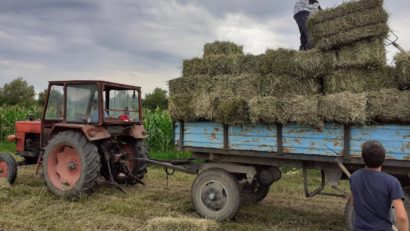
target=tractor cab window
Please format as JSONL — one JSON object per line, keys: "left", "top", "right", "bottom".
{"left": 45, "top": 85, "right": 64, "bottom": 120}
{"left": 66, "top": 84, "right": 99, "bottom": 123}
{"left": 106, "top": 89, "right": 139, "bottom": 122}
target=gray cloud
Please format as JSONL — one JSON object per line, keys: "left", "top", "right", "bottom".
{"left": 0, "top": 0, "right": 408, "bottom": 94}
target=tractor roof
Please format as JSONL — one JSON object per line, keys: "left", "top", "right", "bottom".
{"left": 48, "top": 80, "right": 141, "bottom": 90}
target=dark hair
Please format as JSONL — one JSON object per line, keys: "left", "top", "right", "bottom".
{"left": 361, "top": 140, "right": 386, "bottom": 168}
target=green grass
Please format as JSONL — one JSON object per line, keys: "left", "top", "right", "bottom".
{"left": 149, "top": 150, "right": 191, "bottom": 160}
{"left": 0, "top": 164, "right": 349, "bottom": 231}
{"left": 0, "top": 141, "right": 15, "bottom": 154}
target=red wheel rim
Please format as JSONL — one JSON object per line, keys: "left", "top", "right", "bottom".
{"left": 47, "top": 144, "right": 82, "bottom": 190}
{"left": 0, "top": 161, "right": 8, "bottom": 178}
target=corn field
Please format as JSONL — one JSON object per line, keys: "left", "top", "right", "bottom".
{"left": 143, "top": 108, "right": 173, "bottom": 152}
{"left": 0, "top": 105, "right": 42, "bottom": 141}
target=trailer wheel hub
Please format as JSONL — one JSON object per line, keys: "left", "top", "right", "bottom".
{"left": 200, "top": 181, "right": 228, "bottom": 211}
{"left": 0, "top": 161, "right": 8, "bottom": 178}
{"left": 47, "top": 144, "right": 82, "bottom": 190}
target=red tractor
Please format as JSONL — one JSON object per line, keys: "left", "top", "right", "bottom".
{"left": 0, "top": 80, "right": 149, "bottom": 198}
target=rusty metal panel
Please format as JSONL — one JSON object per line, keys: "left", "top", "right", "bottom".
{"left": 183, "top": 122, "right": 224, "bottom": 149}
{"left": 228, "top": 124, "right": 277, "bottom": 152}
{"left": 282, "top": 124, "right": 344, "bottom": 156}
{"left": 174, "top": 122, "right": 180, "bottom": 145}
{"left": 351, "top": 125, "right": 410, "bottom": 160}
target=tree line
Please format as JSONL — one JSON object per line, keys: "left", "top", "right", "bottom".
{"left": 0, "top": 78, "right": 168, "bottom": 110}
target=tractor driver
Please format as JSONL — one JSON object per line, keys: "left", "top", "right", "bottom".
{"left": 90, "top": 99, "right": 108, "bottom": 123}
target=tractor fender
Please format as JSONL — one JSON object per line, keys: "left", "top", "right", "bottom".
{"left": 129, "top": 124, "right": 148, "bottom": 139}
{"left": 49, "top": 124, "right": 111, "bottom": 141}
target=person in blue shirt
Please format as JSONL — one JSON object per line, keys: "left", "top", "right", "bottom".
{"left": 90, "top": 99, "right": 108, "bottom": 123}
{"left": 350, "top": 141, "right": 409, "bottom": 231}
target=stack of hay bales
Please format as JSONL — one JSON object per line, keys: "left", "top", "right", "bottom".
{"left": 169, "top": 0, "right": 410, "bottom": 128}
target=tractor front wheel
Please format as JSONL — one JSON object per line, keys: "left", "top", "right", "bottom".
{"left": 43, "top": 131, "right": 101, "bottom": 198}
{"left": 0, "top": 153, "right": 18, "bottom": 185}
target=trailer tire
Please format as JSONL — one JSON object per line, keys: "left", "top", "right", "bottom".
{"left": 240, "top": 183, "right": 270, "bottom": 205}
{"left": 43, "top": 131, "right": 101, "bottom": 198}
{"left": 191, "top": 168, "right": 240, "bottom": 221}
{"left": 0, "top": 153, "right": 18, "bottom": 185}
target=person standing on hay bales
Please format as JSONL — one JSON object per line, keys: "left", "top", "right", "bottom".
{"left": 294, "top": 0, "right": 322, "bottom": 51}
{"left": 350, "top": 141, "right": 409, "bottom": 231}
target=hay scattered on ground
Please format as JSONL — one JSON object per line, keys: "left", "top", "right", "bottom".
{"left": 319, "top": 92, "right": 368, "bottom": 124}
{"left": 214, "top": 97, "right": 249, "bottom": 125}
{"left": 146, "top": 217, "right": 219, "bottom": 231}
{"left": 309, "top": 7, "right": 388, "bottom": 41}
{"left": 203, "top": 41, "right": 243, "bottom": 58}
{"left": 367, "top": 89, "right": 410, "bottom": 123}
{"left": 308, "top": 0, "right": 383, "bottom": 24}
{"left": 249, "top": 96, "right": 278, "bottom": 124}
{"left": 323, "top": 68, "right": 396, "bottom": 94}
{"left": 264, "top": 49, "right": 335, "bottom": 78}
{"left": 336, "top": 38, "right": 386, "bottom": 68}
{"left": 311, "top": 23, "right": 389, "bottom": 51}
{"left": 394, "top": 52, "right": 410, "bottom": 90}
{"left": 259, "top": 74, "right": 321, "bottom": 97}
{"left": 276, "top": 95, "right": 323, "bottom": 129}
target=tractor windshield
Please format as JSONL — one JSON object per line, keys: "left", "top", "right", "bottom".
{"left": 105, "top": 89, "right": 140, "bottom": 122}
{"left": 66, "top": 84, "right": 99, "bottom": 123}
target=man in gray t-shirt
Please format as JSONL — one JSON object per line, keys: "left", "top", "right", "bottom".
{"left": 293, "top": 0, "right": 321, "bottom": 50}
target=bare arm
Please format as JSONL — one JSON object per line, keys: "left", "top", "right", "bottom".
{"left": 392, "top": 199, "right": 409, "bottom": 231}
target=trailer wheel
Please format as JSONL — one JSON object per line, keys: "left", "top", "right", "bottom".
{"left": 191, "top": 168, "right": 240, "bottom": 220}
{"left": 0, "top": 153, "right": 18, "bottom": 185}
{"left": 43, "top": 131, "right": 101, "bottom": 198}
{"left": 240, "top": 183, "right": 270, "bottom": 205}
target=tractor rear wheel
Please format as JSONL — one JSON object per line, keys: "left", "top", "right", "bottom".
{"left": 43, "top": 131, "right": 101, "bottom": 198}
{"left": 0, "top": 153, "right": 18, "bottom": 185}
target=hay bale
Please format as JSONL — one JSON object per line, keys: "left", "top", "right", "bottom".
{"left": 239, "top": 54, "right": 270, "bottom": 74}
{"left": 311, "top": 23, "right": 389, "bottom": 51}
{"left": 182, "top": 58, "right": 207, "bottom": 77}
{"left": 169, "top": 76, "right": 213, "bottom": 95}
{"left": 323, "top": 68, "right": 397, "bottom": 94}
{"left": 249, "top": 96, "right": 278, "bottom": 124}
{"left": 308, "top": 0, "right": 383, "bottom": 25}
{"left": 264, "top": 49, "right": 335, "bottom": 78}
{"left": 276, "top": 95, "right": 323, "bottom": 128}
{"left": 367, "top": 89, "right": 410, "bottom": 123}
{"left": 259, "top": 74, "right": 321, "bottom": 97}
{"left": 336, "top": 38, "right": 386, "bottom": 68}
{"left": 309, "top": 7, "right": 388, "bottom": 41}
{"left": 168, "top": 94, "right": 195, "bottom": 121}
{"left": 319, "top": 92, "right": 368, "bottom": 124}
{"left": 394, "top": 52, "right": 410, "bottom": 90}
{"left": 203, "top": 41, "right": 243, "bottom": 57}
{"left": 192, "top": 91, "right": 217, "bottom": 121}
{"left": 146, "top": 217, "right": 219, "bottom": 231}
{"left": 205, "top": 55, "right": 241, "bottom": 76}
{"left": 215, "top": 97, "right": 249, "bottom": 125}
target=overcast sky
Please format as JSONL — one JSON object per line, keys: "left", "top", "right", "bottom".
{"left": 0, "top": 0, "right": 409, "bottom": 96}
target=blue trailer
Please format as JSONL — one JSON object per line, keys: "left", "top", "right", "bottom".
{"left": 164, "top": 121, "right": 410, "bottom": 224}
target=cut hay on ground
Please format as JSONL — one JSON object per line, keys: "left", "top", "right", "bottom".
{"left": 309, "top": 7, "right": 388, "bottom": 41}
{"left": 264, "top": 49, "right": 335, "bottom": 78}
{"left": 259, "top": 74, "right": 321, "bottom": 97}
{"left": 276, "top": 95, "right": 323, "bottom": 129}
{"left": 323, "top": 68, "right": 396, "bottom": 94}
{"left": 394, "top": 52, "right": 410, "bottom": 90}
{"left": 146, "top": 217, "right": 219, "bottom": 231}
{"left": 311, "top": 23, "right": 389, "bottom": 51}
{"left": 308, "top": 0, "right": 383, "bottom": 25}
{"left": 367, "top": 89, "right": 410, "bottom": 123}
{"left": 182, "top": 58, "right": 207, "bottom": 77}
{"left": 319, "top": 92, "right": 367, "bottom": 124}
{"left": 215, "top": 97, "right": 249, "bottom": 125}
{"left": 203, "top": 41, "right": 243, "bottom": 58}
{"left": 249, "top": 96, "right": 278, "bottom": 124}
{"left": 336, "top": 38, "right": 386, "bottom": 68}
